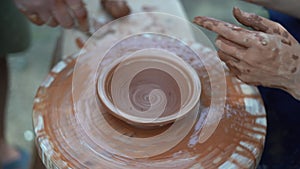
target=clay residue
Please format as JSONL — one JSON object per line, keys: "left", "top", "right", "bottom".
{"left": 291, "top": 67, "right": 297, "bottom": 73}
{"left": 292, "top": 54, "right": 299, "bottom": 60}
{"left": 273, "top": 28, "right": 281, "bottom": 34}
{"left": 281, "top": 39, "right": 292, "bottom": 46}
{"left": 282, "top": 31, "right": 289, "bottom": 39}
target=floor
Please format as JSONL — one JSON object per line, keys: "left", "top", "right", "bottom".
{"left": 5, "top": 0, "right": 266, "bottom": 165}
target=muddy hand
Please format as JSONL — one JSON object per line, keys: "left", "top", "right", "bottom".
{"left": 194, "top": 7, "right": 300, "bottom": 100}
{"left": 101, "top": 0, "right": 130, "bottom": 19}
{"left": 14, "top": 0, "right": 89, "bottom": 32}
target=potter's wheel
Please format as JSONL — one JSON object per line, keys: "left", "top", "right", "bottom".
{"left": 33, "top": 13, "right": 266, "bottom": 169}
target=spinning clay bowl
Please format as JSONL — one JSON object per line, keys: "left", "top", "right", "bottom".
{"left": 97, "top": 48, "right": 201, "bottom": 127}
{"left": 33, "top": 35, "right": 267, "bottom": 168}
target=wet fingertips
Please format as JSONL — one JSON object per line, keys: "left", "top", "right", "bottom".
{"left": 233, "top": 7, "right": 268, "bottom": 32}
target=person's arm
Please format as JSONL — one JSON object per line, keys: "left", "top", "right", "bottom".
{"left": 243, "top": 0, "right": 300, "bottom": 19}
{"left": 194, "top": 8, "right": 300, "bottom": 100}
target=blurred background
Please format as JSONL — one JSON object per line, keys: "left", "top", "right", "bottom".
{"left": 6, "top": 25, "right": 60, "bottom": 154}
{"left": 5, "top": 0, "right": 266, "bottom": 159}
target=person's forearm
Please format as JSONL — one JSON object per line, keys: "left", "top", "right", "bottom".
{"left": 244, "top": 0, "right": 300, "bottom": 19}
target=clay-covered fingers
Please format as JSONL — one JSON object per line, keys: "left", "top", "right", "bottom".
{"left": 30, "top": 10, "right": 59, "bottom": 27}
{"left": 233, "top": 7, "right": 276, "bottom": 33}
{"left": 65, "top": 0, "right": 89, "bottom": 32}
{"left": 222, "top": 58, "right": 255, "bottom": 83}
{"left": 216, "top": 36, "right": 247, "bottom": 61}
{"left": 101, "top": 0, "right": 131, "bottom": 19}
{"left": 14, "top": 0, "right": 45, "bottom": 25}
{"left": 194, "top": 16, "right": 257, "bottom": 47}
{"left": 26, "top": 14, "right": 44, "bottom": 25}
{"left": 217, "top": 50, "right": 239, "bottom": 63}
{"left": 14, "top": 0, "right": 90, "bottom": 30}
{"left": 46, "top": 16, "right": 59, "bottom": 27}
{"left": 233, "top": 7, "right": 298, "bottom": 44}
{"left": 35, "top": 10, "right": 59, "bottom": 27}
{"left": 227, "top": 61, "right": 243, "bottom": 76}
{"left": 217, "top": 47, "right": 258, "bottom": 84}
{"left": 51, "top": 0, "right": 74, "bottom": 28}
{"left": 217, "top": 50, "right": 246, "bottom": 76}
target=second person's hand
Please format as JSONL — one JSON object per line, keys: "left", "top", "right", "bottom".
{"left": 14, "top": 0, "right": 89, "bottom": 32}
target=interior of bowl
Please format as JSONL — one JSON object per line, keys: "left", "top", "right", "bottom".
{"left": 97, "top": 49, "right": 201, "bottom": 126}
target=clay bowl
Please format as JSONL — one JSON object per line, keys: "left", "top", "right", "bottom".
{"left": 97, "top": 49, "right": 201, "bottom": 127}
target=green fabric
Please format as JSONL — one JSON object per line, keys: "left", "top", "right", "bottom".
{"left": 0, "top": 0, "right": 30, "bottom": 56}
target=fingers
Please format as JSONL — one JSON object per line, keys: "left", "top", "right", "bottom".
{"left": 217, "top": 48, "right": 241, "bottom": 74}
{"left": 225, "top": 60, "right": 242, "bottom": 76}
{"left": 233, "top": 7, "right": 280, "bottom": 33}
{"left": 233, "top": 7, "right": 298, "bottom": 45}
{"left": 27, "top": 13, "right": 45, "bottom": 25}
{"left": 217, "top": 50, "right": 254, "bottom": 82}
{"left": 194, "top": 9, "right": 297, "bottom": 48}
{"left": 46, "top": 16, "right": 59, "bottom": 27}
{"left": 194, "top": 16, "right": 256, "bottom": 47}
{"left": 35, "top": 10, "right": 58, "bottom": 27}
{"left": 218, "top": 49, "right": 239, "bottom": 62}
{"left": 218, "top": 49, "right": 264, "bottom": 87}
{"left": 216, "top": 36, "right": 247, "bottom": 61}
{"left": 65, "top": 0, "right": 89, "bottom": 32}
{"left": 15, "top": 0, "right": 90, "bottom": 30}
{"left": 52, "top": 0, "right": 74, "bottom": 28}
{"left": 26, "top": 8, "right": 58, "bottom": 27}
{"left": 101, "top": 0, "right": 130, "bottom": 19}
{"left": 14, "top": 0, "right": 44, "bottom": 25}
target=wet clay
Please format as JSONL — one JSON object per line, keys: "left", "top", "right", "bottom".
{"left": 33, "top": 33, "right": 266, "bottom": 168}
{"left": 128, "top": 68, "right": 181, "bottom": 117}
{"left": 97, "top": 47, "right": 201, "bottom": 127}
{"left": 100, "top": 66, "right": 182, "bottom": 126}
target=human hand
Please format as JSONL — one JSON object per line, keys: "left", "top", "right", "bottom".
{"left": 14, "top": 0, "right": 89, "bottom": 32}
{"left": 101, "top": 0, "right": 130, "bottom": 19}
{"left": 194, "top": 8, "right": 300, "bottom": 99}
